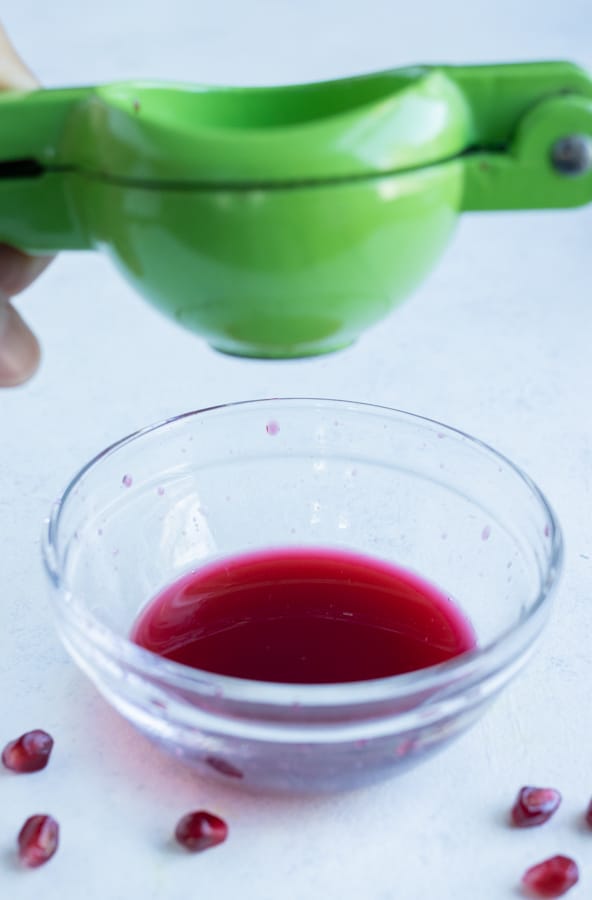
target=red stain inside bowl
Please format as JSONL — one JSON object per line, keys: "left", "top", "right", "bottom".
{"left": 131, "top": 548, "right": 475, "bottom": 683}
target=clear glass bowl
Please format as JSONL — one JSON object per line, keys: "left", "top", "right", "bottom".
{"left": 43, "top": 399, "right": 562, "bottom": 793}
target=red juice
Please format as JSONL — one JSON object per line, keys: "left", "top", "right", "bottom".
{"left": 131, "top": 548, "right": 475, "bottom": 684}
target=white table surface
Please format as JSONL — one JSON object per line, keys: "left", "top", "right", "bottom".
{"left": 1, "top": 2, "right": 592, "bottom": 897}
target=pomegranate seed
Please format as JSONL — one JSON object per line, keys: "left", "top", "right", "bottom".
{"left": 585, "top": 797, "right": 592, "bottom": 827}
{"left": 2, "top": 730, "right": 54, "bottom": 773}
{"left": 511, "top": 786, "right": 561, "bottom": 827}
{"left": 175, "top": 811, "right": 228, "bottom": 852}
{"left": 521, "top": 855, "right": 579, "bottom": 898}
{"left": 17, "top": 815, "right": 59, "bottom": 868}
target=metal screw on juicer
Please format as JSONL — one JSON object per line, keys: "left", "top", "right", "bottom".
{"left": 551, "top": 135, "right": 592, "bottom": 176}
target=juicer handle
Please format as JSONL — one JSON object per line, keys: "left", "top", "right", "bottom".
{"left": 444, "top": 62, "right": 592, "bottom": 210}
{"left": 0, "top": 87, "right": 92, "bottom": 251}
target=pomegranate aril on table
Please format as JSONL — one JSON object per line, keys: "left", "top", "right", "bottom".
{"left": 17, "top": 815, "right": 59, "bottom": 868}
{"left": 585, "top": 797, "right": 592, "bottom": 827}
{"left": 174, "top": 811, "right": 228, "bottom": 852}
{"left": 521, "top": 855, "right": 579, "bottom": 898}
{"left": 2, "top": 729, "right": 54, "bottom": 773}
{"left": 511, "top": 786, "right": 562, "bottom": 827}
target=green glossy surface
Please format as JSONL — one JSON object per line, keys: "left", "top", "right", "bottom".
{"left": 82, "top": 69, "right": 471, "bottom": 184}
{"left": 77, "top": 163, "right": 463, "bottom": 357}
{"left": 0, "top": 71, "right": 471, "bottom": 183}
{"left": 0, "top": 61, "right": 591, "bottom": 356}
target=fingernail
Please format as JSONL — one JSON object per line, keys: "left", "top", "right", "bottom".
{"left": 0, "top": 302, "right": 40, "bottom": 386}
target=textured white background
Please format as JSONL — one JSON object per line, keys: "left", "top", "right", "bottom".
{"left": 1, "top": 1, "right": 591, "bottom": 897}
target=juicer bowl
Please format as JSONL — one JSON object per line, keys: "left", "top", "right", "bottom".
{"left": 79, "top": 161, "right": 461, "bottom": 358}
{"left": 42, "top": 399, "right": 562, "bottom": 793}
{"left": 4, "top": 63, "right": 592, "bottom": 357}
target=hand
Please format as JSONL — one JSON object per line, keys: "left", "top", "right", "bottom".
{"left": 0, "top": 22, "right": 53, "bottom": 386}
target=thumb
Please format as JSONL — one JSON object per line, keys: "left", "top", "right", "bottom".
{"left": 0, "top": 300, "right": 41, "bottom": 386}
{"left": 0, "top": 21, "right": 38, "bottom": 89}
{"left": 0, "top": 23, "right": 48, "bottom": 387}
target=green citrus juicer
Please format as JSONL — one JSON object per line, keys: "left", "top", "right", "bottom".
{"left": 1, "top": 61, "right": 592, "bottom": 358}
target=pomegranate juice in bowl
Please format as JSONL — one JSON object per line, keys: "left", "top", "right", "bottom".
{"left": 131, "top": 548, "right": 476, "bottom": 682}
{"left": 43, "top": 399, "right": 562, "bottom": 792}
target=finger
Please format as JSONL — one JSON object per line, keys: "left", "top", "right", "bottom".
{"left": 0, "top": 22, "right": 46, "bottom": 387}
{"left": 0, "top": 21, "right": 38, "bottom": 89}
{"left": 0, "top": 244, "right": 53, "bottom": 296}
{"left": 0, "top": 300, "right": 41, "bottom": 386}
{"left": 0, "top": 30, "right": 55, "bottom": 300}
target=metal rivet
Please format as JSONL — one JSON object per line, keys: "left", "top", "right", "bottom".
{"left": 551, "top": 135, "right": 592, "bottom": 176}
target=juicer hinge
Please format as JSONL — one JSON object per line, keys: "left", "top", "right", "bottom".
{"left": 550, "top": 135, "right": 592, "bottom": 176}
